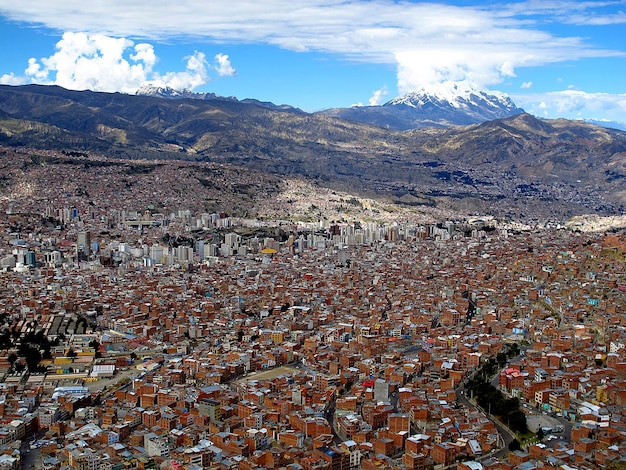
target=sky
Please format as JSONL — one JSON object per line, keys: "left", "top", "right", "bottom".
{"left": 0, "top": 1, "right": 625, "bottom": 122}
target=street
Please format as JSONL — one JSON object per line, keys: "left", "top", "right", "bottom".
{"left": 455, "top": 382, "right": 516, "bottom": 460}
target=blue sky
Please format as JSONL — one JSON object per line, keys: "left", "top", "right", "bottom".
{"left": 1, "top": 0, "right": 625, "bottom": 121}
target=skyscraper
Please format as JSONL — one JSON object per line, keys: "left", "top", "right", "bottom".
{"left": 77, "top": 231, "right": 91, "bottom": 262}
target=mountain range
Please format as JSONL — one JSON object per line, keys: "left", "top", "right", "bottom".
{"left": 1, "top": 83, "right": 626, "bottom": 222}
{"left": 137, "top": 82, "right": 524, "bottom": 130}
{"left": 138, "top": 83, "right": 626, "bottom": 133}
{"left": 136, "top": 84, "right": 303, "bottom": 113}
{"left": 319, "top": 83, "right": 525, "bottom": 130}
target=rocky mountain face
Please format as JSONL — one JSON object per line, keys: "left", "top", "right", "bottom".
{"left": 319, "top": 83, "right": 524, "bottom": 130}
{"left": 1, "top": 84, "right": 626, "bottom": 222}
{"left": 136, "top": 84, "right": 302, "bottom": 113}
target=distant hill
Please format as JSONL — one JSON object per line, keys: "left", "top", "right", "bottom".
{"left": 1, "top": 84, "right": 626, "bottom": 222}
{"left": 318, "top": 83, "right": 524, "bottom": 130}
{"left": 583, "top": 118, "right": 626, "bottom": 132}
{"left": 136, "top": 84, "right": 304, "bottom": 113}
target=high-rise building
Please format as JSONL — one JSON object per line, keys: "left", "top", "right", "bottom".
{"left": 25, "top": 251, "right": 36, "bottom": 267}
{"left": 77, "top": 232, "right": 91, "bottom": 262}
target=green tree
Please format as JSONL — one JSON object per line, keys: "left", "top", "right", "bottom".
{"left": 508, "top": 439, "right": 521, "bottom": 451}
{"left": 20, "top": 330, "right": 52, "bottom": 358}
{"left": 507, "top": 409, "right": 529, "bottom": 434}
{"left": 23, "top": 346, "right": 42, "bottom": 371}
{"left": 507, "top": 343, "right": 520, "bottom": 357}
{"left": 537, "top": 427, "right": 545, "bottom": 441}
{"left": 7, "top": 352, "right": 17, "bottom": 367}
{"left": 497, "top": 352, "right": 508, "bottom": 367}
{"left": 504, "top": 397, "right": 520, "bottom": 412}
{"left": 0, "top": 330, "right": 11, "bottom": 349}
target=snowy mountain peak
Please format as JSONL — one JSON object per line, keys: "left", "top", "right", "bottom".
{"left": 136, "top": 83, "right": 240, "bottom": 102}
{"left": 386, "top": 82, "right": 517, "bottom": 112}
{"left": 135, "top": 83, "right": 302, "bottom": 113}
{"left": 136, "top": 83, "right": 194, "bottom": 98}
{"left": 318, "top": 82, "right": 524, "bottom": 130}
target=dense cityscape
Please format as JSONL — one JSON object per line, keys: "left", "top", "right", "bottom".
{"left": 0, "top": 147, "right": 625, "bottom": 470}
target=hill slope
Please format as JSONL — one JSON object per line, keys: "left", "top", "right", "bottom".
{"left": 1, "top": 84, "right": 626, "bottom": 222}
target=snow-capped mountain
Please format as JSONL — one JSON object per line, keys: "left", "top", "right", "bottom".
{"left": 386, "top": 83, "right": 520, "bottom": 115}
{"left": 137, "top": 83, "right": 229, "bottom": 101}
{"left": 136, "top": 83, "right": 301, "bottom": 113}
{"left": 136, "top": 83, "right": 186, "bottom": 97}
{"left": 137, "top": 82, "right": 523, "bottom": 130}
{"left": 319, "top": 83, "right": 524, "bottom": 130}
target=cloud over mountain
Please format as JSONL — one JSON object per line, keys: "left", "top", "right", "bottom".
{"left": 513, "top": 89, "right": 626, "bottom": 122}
{"left": 0, "top": 32, "right": 233, "bottom": 93}
{"left": 0, "top": 1, "right": 622, "bottom": 93}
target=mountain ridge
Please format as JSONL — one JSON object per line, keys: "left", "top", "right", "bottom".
{"left": 318, "top": 83, "right": 525, "bottom": 130}
{"left": 137, "top": 82, "right": 524, "bottom": 130}
{"left": 135, "top": 83, "right": 626, "bottom": 133}
{"left": 136, "top": 83, "right": 304, "bottom": 113}
{"left": 1, "top": 84, "right": 626, "bottom": 222}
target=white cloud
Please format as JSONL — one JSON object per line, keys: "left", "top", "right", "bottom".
{"left": 0, "top": 1, "right": 623, "bottom": 94}
{"left": 513, "top": 89, "right": 626, "bottom": 122}
{"left": 0, "top": 32, "right": 234, "bottom": 92}
{"left": 565, "top": 12, "right": 626, "bottom": 25}
{"left": 368, "top": 87, "right": 388, "bottom": 106}
{"left": 14, "top": 32, "right": 156, "bottom": 93}
{"left": 0, "top": 72, "right": 25, "bottom": 85}
{"left": 214, "top": 53, "right": 236, "bottom": 76}
{"left": 25, "top": 58, "right": 48, "bottom": 81}
{"left": 154, "top": 51, "right": 211, "bottom": 91}
{"left": 394, "top": 49, "right": 518, "bottom": 94}
{"left": 130, "top": 43, "right": 157, "bottom": 67}
{"left": 521, "top": 81, "right": 532, "bottom": 89}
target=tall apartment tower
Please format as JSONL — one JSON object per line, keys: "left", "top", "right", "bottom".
{"left": 77, "top": 231, "right": 91, "bottom": 261}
